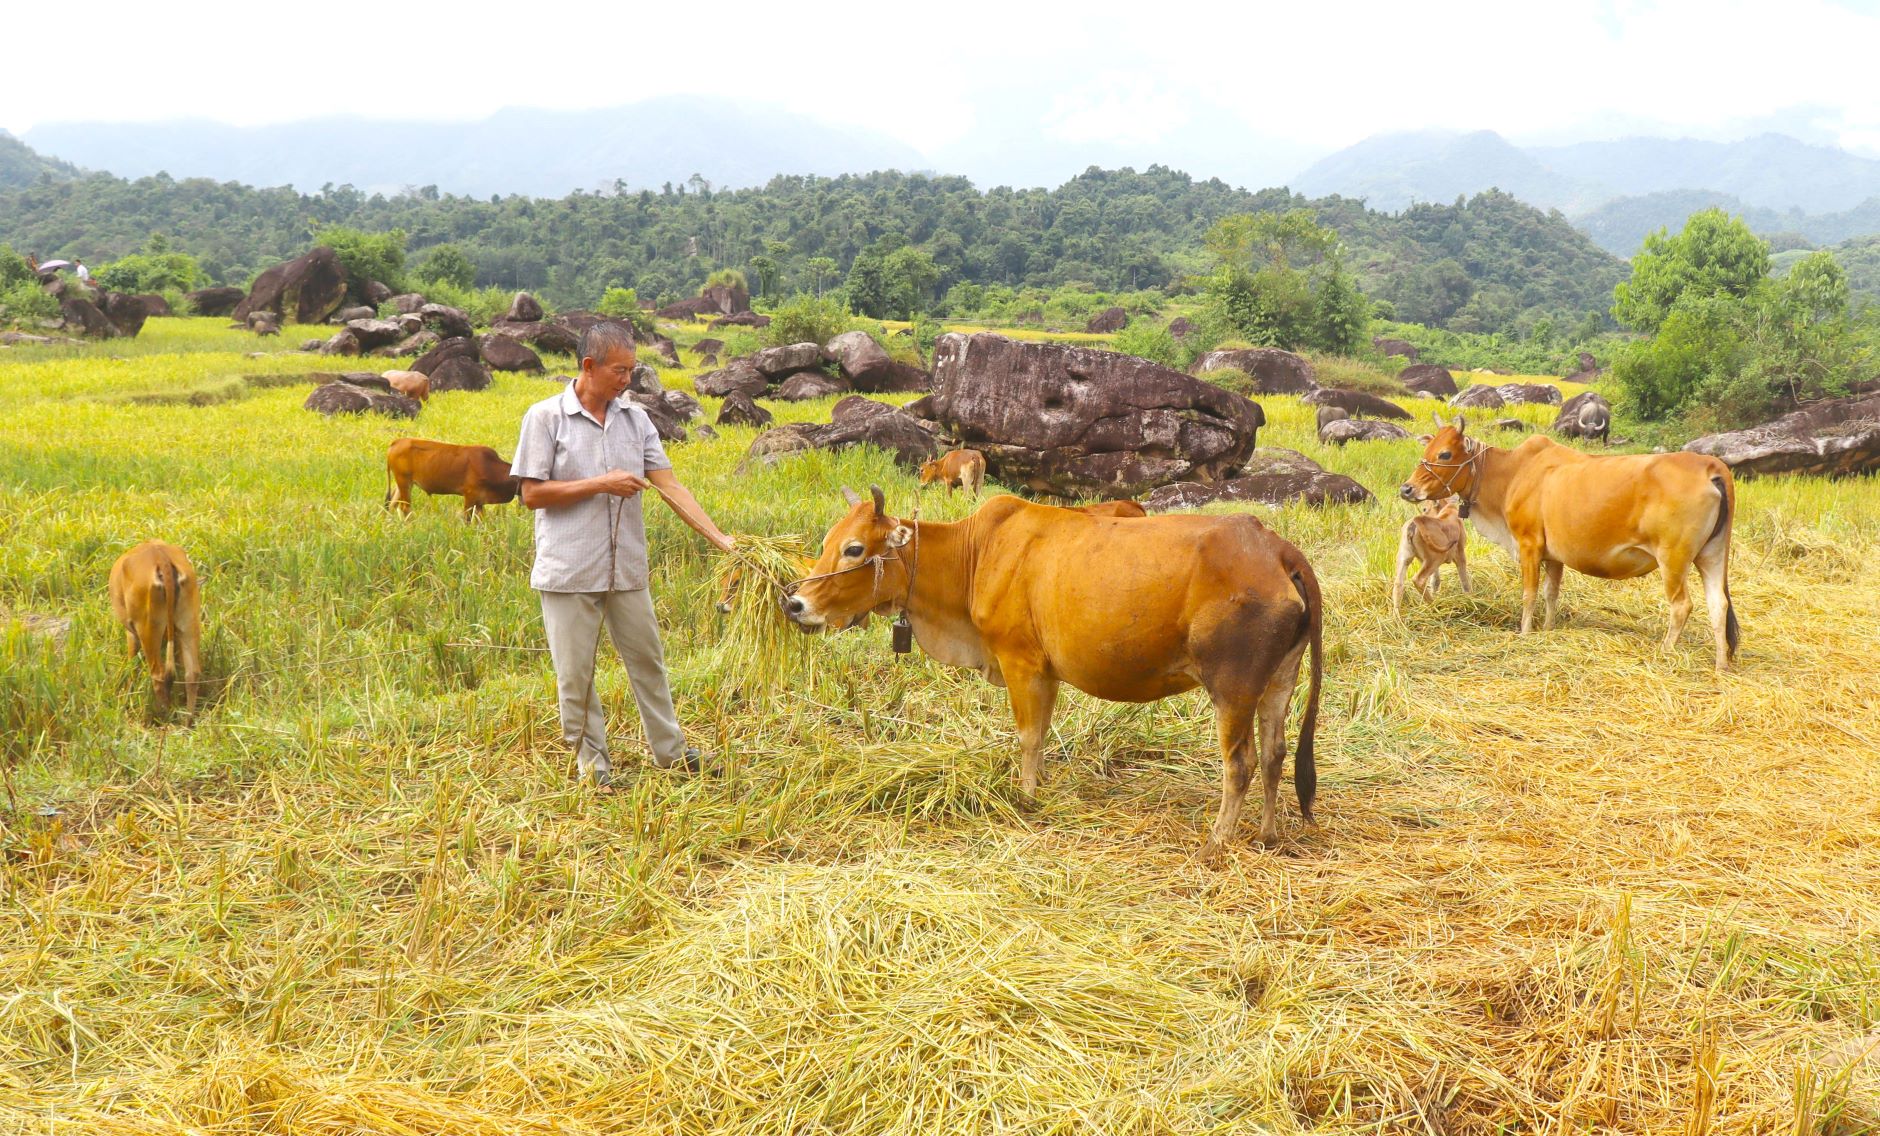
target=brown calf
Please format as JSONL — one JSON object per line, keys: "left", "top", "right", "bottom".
{"left": 918, "top": 449, "right": 986, "bottom": 497}
{"left": 108, "top": 540, "right": 203, "bottom": 717}
{"left": 385, "top": 438, "right": 521, "bottom": 520}
{"left": 1391, "top": 498, "right": 1470, "bottom": 615}
{"left": 384, "top": 370, "right": 430, "bottom": 402}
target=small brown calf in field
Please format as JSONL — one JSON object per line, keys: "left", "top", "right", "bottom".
{"left": 385, "top": 438, "right": 521, "bottom": 520}
{"left": 108, "top": 540, "right": 203, "bottom": 718}
{"left": 918, "top": 449, "right": 986, "bottom": 497}
{"left": 1391, "top": 498, "right": 1470, "bottom": 615}
{"left": 384, "top": 370, "right": 429, "bottom": 403}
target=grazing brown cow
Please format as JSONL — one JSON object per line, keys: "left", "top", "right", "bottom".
{"left": 786, "top": 488, "right": 1324, "bottom": 858}
{"left": 918, "top": 449, "right": 987, "bottom": 497}
{"left": 384, "top": 438, "right": 521, "bottom": 520}
{"left": 1401, "top": 413, "right": 1739, "bottom": 668}
{"left": 383, "top": 370, "right": 429, "bottom": 402}
{"left": 108, "top": 540, "right": 203, "bottom": 717}
{"left": 1391, "top": 498, "right": 1470, "bottom": 614}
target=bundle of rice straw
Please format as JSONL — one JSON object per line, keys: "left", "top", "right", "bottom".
{"left": 712, "top": 533, "right": 819, "bottom": 688}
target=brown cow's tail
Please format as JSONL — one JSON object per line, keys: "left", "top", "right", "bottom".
{"left": 1288, "top": 558, "right": 1323, "bottom": 825}
{"left": 1709, "top": 472, "right": 1740, "bottom": 659}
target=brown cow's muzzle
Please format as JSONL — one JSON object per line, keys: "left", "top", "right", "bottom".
{"left": 1399, "top": 482, "right": 1423, "bottom": 502}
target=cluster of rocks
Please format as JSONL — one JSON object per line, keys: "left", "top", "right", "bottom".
{"left": 740, "top": 395, "right": 938, "bottom": 471}
{"left": 23, "top": 274, "right": 158, "bottom": 340}
{"left": 910, "top": 333, "right": 1265, "bottom": 499}
{"left": 1397, "top": 363, "right": 1457, "bottom": 397}
{"left": 1315, "top": 406, "right": 1411, "bottom": 446}
{"left": 655, "top": 280, "right": 750, "bottom": 321}
{"left": 1451, "top": 382, "right": 1564, "bottom": 410}
{"left": 1144, "top": 449, "right": 1373, "bottom": 511}
{"left": 698, "top": 332, "right": 929, "bottom": 412}
{"left": 1192, "top": 348, "right": 1320, "bottom": 395}
{"left": 1684, "top": 392, "right": 1880, "bottom": 477}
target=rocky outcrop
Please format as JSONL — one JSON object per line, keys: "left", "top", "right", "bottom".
{"left": 1321, "top": 419, "right": 1411, "bottom": 445}
{"left": 304, "top": 378, "right": 420, "bottom": 418}
{"left": 412, "top": 337, "right": 480, "bottom": 376}
{"left": 234, "top": 246, "right": 349, "bottom": 325}
{"left": 99, "top": 292, "right": 150, "bottom": 337}
{"left": 693, "top": 337, "right": 725, "bottom": 358}
{"left": 657, "top": 281, "right": 750, "bottom": 320}
{"left": 750, "top": 342, "right": 829, "bottom": 381}
{"left": 386, "top": 329, "right": 439, "bottom": 357}
{"left": 716, "top": 391, "right": 773, "bottom": 427}
{"left": 919, "top": 332, "right": 1264, "bottom": 498}
{"left": 419, "top": 303, "right": 474, "bottom": 340}
{"left": 429, "top": 356, "right": 493, "bottom": 393}
{"left": 344, "top": 318, "right": 407, "bottom": 351}
{"left": 319, "top": 330, "right": 362, "bottom": 356}
{"left": 628, "top": 362, "right": 663, "bottom": 396}
{"left": 390, "top": 293, "right": 427, "bottom": 315}
{"left": 59, "top": 296, "right": 119, "bottom": 338}
{"left": 480, "top": 335, "right": 544, "bottom": 373}
{"left": 626, "top": 392, "right": 688, "bottom": 443}
{"left": 1683, "top": 393, "right": 1880, "bottom": 477}
{"left": 504, "top": 292, "right": 544, "bottom": 323}
{"left": 1303, "top": 388, "right": 1412, "bottom": 420}
{"left": 1553, "top": 390, "right": 1611, "bottom": 443}
{"left": 185, "top": 286, "right": 245, "bottom": 317}
{"left": 1373, "top": 336, "right": 1419, "bottom": 361}
{"left": 1451, "top": 385, "right": 1506, "bottom": 410}
{"left": 696, "top": 360, "right": 768, "bottom": 399}
{"left": 707, "top": 311, "right": 770, "bottom": 330}
{"left": 1193, "top": 348, "right": 1318, "bottom": 395}
{"left": 661, "top": 389, "right": 702, "bottom": 420}
{"left": 489, "top": 320, "right": 580, "bottom": 356}
{"left": 332, "top": 305, "right": 377, "bottom": 324}
{"left": 740, "top": 396, "right": 938, "bottom": 472}
{"left": 1398, "top": 363, "right": 1457, "bottom": 397}
{"left": 1143, "top": 449, "right": 1373, "bottom": 510}
{"left": 1085, "top": 306, "right": 1128, "bottom": 333}
{"left": 1168, "top": 317, "right": 1194, "bottom": 340}
{"left": 776, "top": 371, "right": 851, "bottom": 400}
{"left": 364, "top": 279, "right": 394, "bottom": 306}
{"left": 1495, "top": 383, "right": 1563, "bottom": 406}
{"left": 132, "top": 293, "right": 173, "bottom": 318}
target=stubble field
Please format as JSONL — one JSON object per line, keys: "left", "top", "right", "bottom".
{"left": 2, "top": 318, "right": 1878, "bottom": 1134}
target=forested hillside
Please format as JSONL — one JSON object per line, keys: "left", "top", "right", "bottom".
{"left": 0, "top": 165, "right": 1624, "bottom": 332}
{"left": 0, "top": 132, "right": 79, "bottom": 188}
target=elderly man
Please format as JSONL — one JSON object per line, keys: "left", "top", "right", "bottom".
{"left": 513, "top": 321, "right": 734, "bottom": 784}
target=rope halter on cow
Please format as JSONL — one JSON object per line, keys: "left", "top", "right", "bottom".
{"left": 1416, "top": 437, "right": 1487, "bottom": 518}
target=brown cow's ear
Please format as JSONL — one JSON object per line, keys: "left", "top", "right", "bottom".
{"left": 886, "top": 524, "right": 913, "bottom": 548}
{"left": 870, "top": 485, "right": 886, "bottom": 517}
{"left": 842, "top": 487, "right": 861, "bottom": 507}
{"left": 1417, "top": 433, "right": 1433, "bottom": 444}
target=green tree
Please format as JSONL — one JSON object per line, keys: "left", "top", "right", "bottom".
{"left": 1612, "top": 208, "right": 1770, "bottom": 334}
{"left": 749, "top": 254, "right": 780, "bottom": 299}
{"left": 844, "top": 245, "right": 890, "bottom": 318}
{"left": 805, "top": 256, "right": 837, "bottom": 298}
{"left": 415, "top": 243, "right": 476, "bottom": 290}
{"left": 883, "top": 246, "right": 940, "bottom": 318}
{"left": 1201, "top": 210, "right": 1368, "bottom": 352}
{"left": 313, "top": 225, "right": 408, "bottom": 301}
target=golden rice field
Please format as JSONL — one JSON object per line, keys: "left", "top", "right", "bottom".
{"left": 2, "top": 318, "right": 1878, "bottom": 1134}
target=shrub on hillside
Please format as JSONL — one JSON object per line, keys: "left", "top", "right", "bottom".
{"left": 1195, "top": 366, "right": 1256, "bottom": 397}
{"left": 313, "top": 225, "right": 407, "bottom": 300}
{"left": 1110, "top": 322, "right": 1181, "bottom": 368}
{"left": 414, "top": 244, "right": 476, "bottom": 290}
{"left": 0, "top": 281, "right": 60, "bottom": 326}
{"left": 1, "top": 244, "right": 38, "bottom": 290}
{"left": 763, "top": 292, "right": 861, "bottom": 348}
{"left": 96, "top": 248, "right": 204, "bottom": 294}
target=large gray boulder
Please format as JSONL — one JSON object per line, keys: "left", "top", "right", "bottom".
{"left": 1193, "top": 348, "right": 1319, "bottom": 395}
{"left": 917, "top": 333, "right": 1265, "bottom": 498}
{"left": 1321, "top": 419, "right": 1412, "bottom": 446}
{"left": 749, "top": 342, "right": 829, "bottom": 381}
{"left": 234, "top": 246, "right": 350, "bottom": 325}
{"left": 1683, "top": 393, "right": 1880, "bottom": 477}
{"left": 696, "top": 360, "right": 768, "bottom": 399}
{"left": 1495, "top": 383, "right": 1563, "bottom": 406}
{"left": 412, "top": 336, "right": 479, "bottom": 376}
{"left": 775, "top": 371, "right": 852, "bottom": 401}
{"left": 1144, "top": 449, "right": 1373, "bottom": 510}
{"left": 504, "top": 292, "right": 544, "bottom": 323}
{"left": 343, "top": 318, "right": 407, "bottom": 350}
{"left": 1303, "top": 388, "right": 1412, "bottom": 421}
{"left": 429, "top": 356, "right": 493, "bottom": 393}
{"left": 1398, "top": 363, "right": 1457, "bottom": 397}
{"left": 1085, "top": 306, "right": 1128, "bottom": 333}
{"left": 740, "top": 396, "right": 937, "bottom": 472}
{"left": 304, "top": 379, "right": 420, "bottom": 418}
{"left": 1451, "top": 385, "right": 1506, "bottom": 410}
{"left": 489, "top": 320, "right": 580, "bottom": 356}
{"left": 717, "top": 391, "right": 773, "bottom": 428}
{"left": 480, "top": 335, "right": 544, "bottom": 373}
{"left": 185, "top": 286, "right": 245, "bottom": 317}
{"left": 419, "top": 303, "right": 474, "bottom": 340}
{"left": 1373, "top": 336, "right": 1419, "bottom": 361}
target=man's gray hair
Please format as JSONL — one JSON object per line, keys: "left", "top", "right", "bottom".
{"left": 578, "top": 320, "right": 638, "bottom": 367}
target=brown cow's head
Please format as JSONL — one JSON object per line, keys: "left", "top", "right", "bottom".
{"left": 488, "top": 459, "right": 523, "bottom": 506}
{"left": 1401, "top": 413, "right": 1476, "bottom": 504}
{"left": 783, "top": 485, "right": 912, "bottom": 632}
{"left": 916, "top": 459, "right": 944, "bottom": 485}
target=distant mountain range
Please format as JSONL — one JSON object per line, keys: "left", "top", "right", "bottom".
{"left": 19, "top": 98, "right": 929, "bottom": 198}
{"left": 1294, "top": 129, "right": 1880, "bottom": 255}
{"left": 0, "top": 131, "right": 79, "bottom": 188}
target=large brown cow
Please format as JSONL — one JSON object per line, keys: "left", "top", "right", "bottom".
{"left": 384, "top": 438, "right": 521, "bottom": 520}
{"left": 785, "top": 488, "right": 1323, "bottom": 858}
{"left": 715, "top": 499, "right": 1146, "bottom": 613}
{"left": 1401, "top": 413, "right": 1739, "bottom": 668}
{"left": 108, "top": 540, "right": 203, "bottom": 718}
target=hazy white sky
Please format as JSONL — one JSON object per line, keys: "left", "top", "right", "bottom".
{"left": 8, "top": 0, "right": 1880, "bottom": 154}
